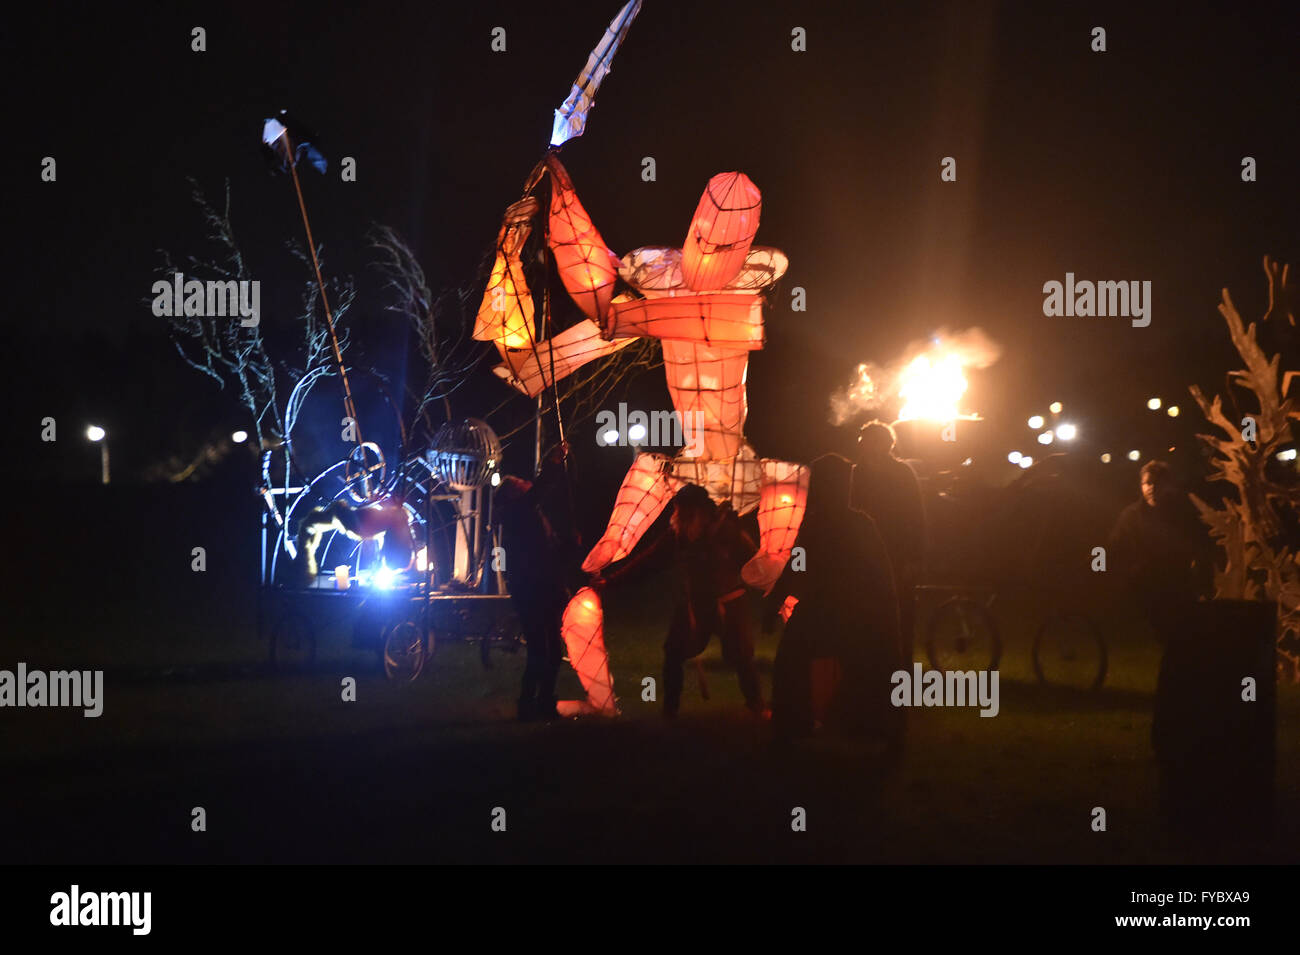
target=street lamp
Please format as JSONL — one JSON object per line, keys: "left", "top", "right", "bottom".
{"left": 86, "top": 425, "right": 109, "bottom": 484}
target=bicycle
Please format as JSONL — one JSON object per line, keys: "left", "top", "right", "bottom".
{"left": 918, "top": 584, "right": 1107, "bottom": 690}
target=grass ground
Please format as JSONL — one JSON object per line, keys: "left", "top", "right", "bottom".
{"left": 3, "top": 574, "right": 1297, "bottom": 864}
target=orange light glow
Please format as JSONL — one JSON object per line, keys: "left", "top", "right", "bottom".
{"left": 897, "top": 352, "right": 970, "bottom": 422}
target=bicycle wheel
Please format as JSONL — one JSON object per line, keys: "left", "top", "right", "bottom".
{"left": 382, "top": 620, "right": 429, "bottom": 682}
{"left": 1032, "top": 612, "right": 1107, "bottom": 690}
{"left": 925, "top": 597, "right": 1002, "bottom": 671}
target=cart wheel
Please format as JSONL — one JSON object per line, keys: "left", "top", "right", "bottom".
{"left": 271, "top": 611, "right": 317, "bottom": 670}
{"left": 383, "top": 620, "right": 429, "bottom": 682}
{"left": 1033, "top": 612, "right": 1107, "bottom": 690}
{"left": 925, "top": 596, "right": 1002, "bottom": 671}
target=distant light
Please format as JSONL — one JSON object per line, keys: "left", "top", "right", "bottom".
{"left": 601, "top": 429, "right": 620, "bottom": 445}
{"left": 1038, "top": 431, "right": 1054, "bottom": 445}
{"left": 1277, "top": 449, "right": 1298, "bottom": 462}
{"left": 1100, "top": 453, "right": 1112, "bottom": 463}
{"left": 1049, "top": 402, "right": 1063, "bottom": 415}
{"left": 1056, "top": 423, "right": 1078, "bottom": 441}
{"left": 1127, "top": 450, "right": 1140, "bottom": 461}
{"left": 490, "top": 471, "right": 502, "bottom": 487}
{"left": 1166, "top": 405, "right": 1180, "bottom": 418}
{"left": 1028, "top": 415, "right": 1045, "bottom": 429}
{"left": 1147, "top": 397, "right": 1162, "bottom": 410}
{"left": 374, "top": 566, "right": 397, "bottom": 590}
{"left": 961, "top": 457, "right": 972, "bottom": 466}
{"left": 86, "top": 425, "right": 106, "bottom": 442}
{"left": 1008, "top": 451, "right": 1023, "bottom": 464}
{"left": 627, "top": 423, "right": 647, "bottom": 443}
{"left": 1018, "top": 456, "right": 1033, "bottom": 469}
{"left": 231, "top": 430, "right": 248, "bottom": 444}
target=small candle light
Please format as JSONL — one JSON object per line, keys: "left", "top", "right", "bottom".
{"left": 334, "top": 565, "right": 351, "bottom": 591}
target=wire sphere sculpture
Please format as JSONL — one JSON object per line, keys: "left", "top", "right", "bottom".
{"left": 430, "top": 418, "right": 501, "bottom": 491}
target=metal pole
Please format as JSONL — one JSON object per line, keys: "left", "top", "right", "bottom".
{"left": 101, "top": 443, "right": 110, "bottom": 485}
{"left": 280, "top": 128, "right": 368, "bottom": 492}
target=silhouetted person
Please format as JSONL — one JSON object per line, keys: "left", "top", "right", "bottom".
{"left": 767, "top": 454, "right": 903, "bottom": 754}
{"left": 496, "top": 444, "right": 571, "bottom": 721}
{"left": 598, "top": 484, "right": 765, "bottom": 718}
{"left": 853, "top": 420, "right": 926, "bottom": 663}
{"left": 1109, "top": 459, "right": 1222, "bottom": 835}
{"left": 1107, "top": 459, "right": 1212, "bottom": 627}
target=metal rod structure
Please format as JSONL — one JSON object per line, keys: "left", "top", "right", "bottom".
{"left": 280, "top": 128, "right": 369, "bottom": 495}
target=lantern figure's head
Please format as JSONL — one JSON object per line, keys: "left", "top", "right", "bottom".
{"left": 682, "top": 172, "right": 762, "bottom": 291}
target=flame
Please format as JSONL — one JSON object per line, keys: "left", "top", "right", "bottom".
{"left": 897, "top": 353, "right": 969, "bottom": 422}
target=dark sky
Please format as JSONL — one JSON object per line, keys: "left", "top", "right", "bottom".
{"left": 17, "top": 0, "right": 1300, "bottom": 483}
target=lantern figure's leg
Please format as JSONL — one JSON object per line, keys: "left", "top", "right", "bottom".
{"left": 582, "top": 453, "right": 678, "bottom": 573}
{"left": 560, "top": 586, "right": 619, "bottom": 716}
{"left": 741, "top": 461, "right": 810, "bottom": 594}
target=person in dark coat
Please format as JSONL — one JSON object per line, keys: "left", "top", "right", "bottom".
{"left": 853, "top": 420, "right": 926, "bottom": 664}
{"left": 495, "top": 444, "right": 572, "bottom": 721}
{"left": 1108, "top": 459, "right": 1221, "bottom": 833}
{"left": 767, "top": 454, "right": 903, "bottom": 752}
{"left": 597, "top": 483, "right": 765, "bottom": 718}
{"left": 1107, "top": 459, "right": 1212, "bottom": 625}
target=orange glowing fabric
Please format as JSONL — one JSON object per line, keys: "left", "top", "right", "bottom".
{"left": 494, "top": 318, "right": 637, "bottom": 398}
{"left": 661, "top": 340, "right": 749, "bottom": 460}
{"left": 741, "top": 460, "right": 810, "bottom": 593}
{"left": 582, "top": 453, "right": 679, "bottom": 572}
{"left": 681, "top": 172, "right": 762, "bottom": 292}
{"left": 547, "top": 155, "right": 622, "bottom": 323}
{"left": 473, "top": 198, "right": 538, "bottom": 348}
{"left": 605, "top": 293, "right": 765, "bottom": 348}
{"left": 561, "top": 587, "right": 618, "bottom": 715}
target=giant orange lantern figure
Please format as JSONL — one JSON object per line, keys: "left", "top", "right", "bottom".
{"left": 478, "top": 157, "right": 808, "bottom": 714}
{"left": 559, "top": 586, "right": 619, "bottom": 715}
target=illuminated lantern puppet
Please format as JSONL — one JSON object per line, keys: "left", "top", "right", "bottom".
{"left": 478, "top": 156, "right": 809, "bottom": 711}
{"left": 681, "top": 171, "right": 762, "bottom": 292}
{"left": 473, "top": 197, "right": 539, "bottom": 348}
{"left": 547, "top": 155, "right": 622, "bottom": 323}
{"left": 740, "top": 461, "right": 810, "bottom": 593}
{"left": 559, "top": 586, "right": 619, "bottom": 715}
{"left": 582, "top": 453, "right": 679, "bottom": 573}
